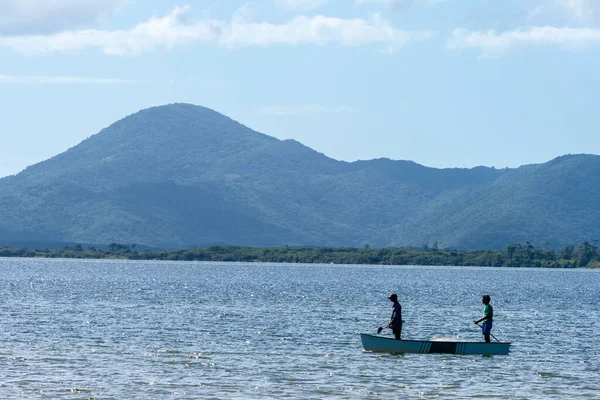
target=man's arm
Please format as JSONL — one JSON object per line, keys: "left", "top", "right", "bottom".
{"left": 474, "top": 308, "right": 490, "bottom": 324}
{"left": 387, "top": 308, "right": 398, "bottom": 327}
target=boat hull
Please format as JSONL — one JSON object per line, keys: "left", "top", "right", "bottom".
{"left": 360, "top": 334, "right": 510, "bottom": 355}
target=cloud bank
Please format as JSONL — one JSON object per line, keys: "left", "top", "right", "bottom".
{"left": 0, "top": 0, "right": 128, "bottom": 35}
{"left": 556, "top": 0, "right": 600, "bottom": 21}
{"left": 354, "top": 0, "right": 445, "bottom": 10}
{"left": 448, "top": 26, "right": 600, "bottom": 56}
{"left": 277, "top": 0, "right": 329, "bottom": 11}
{"left": 0, "top": 6, "right": 433, "bottom": 55}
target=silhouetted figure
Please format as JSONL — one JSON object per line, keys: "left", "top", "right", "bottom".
{"left": 386, "top": 293, "right": 402, "bottom": 340}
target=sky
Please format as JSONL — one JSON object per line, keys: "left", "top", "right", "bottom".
{"left": 1, "top": 0, "right": 599, "bottom": 178}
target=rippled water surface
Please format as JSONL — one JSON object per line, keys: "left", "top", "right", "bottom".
{"left": 0, "top": 258, "right": 599, "bottom": 399}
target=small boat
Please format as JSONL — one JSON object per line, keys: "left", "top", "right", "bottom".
{"left": 360, "top": 334, "right": 510, "bottom": 355}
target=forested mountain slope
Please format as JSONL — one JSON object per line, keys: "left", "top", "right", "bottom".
{"left": 0, "top": 103, "right": 597, "bottom": 249}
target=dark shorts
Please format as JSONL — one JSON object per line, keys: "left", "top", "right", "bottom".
{"left": 482, "top": 322, "right": 493, "bottom": 335}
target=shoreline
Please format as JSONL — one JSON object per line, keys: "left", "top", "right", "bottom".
{"left": 1, "top": 243, "right": 598, "bottom": 269}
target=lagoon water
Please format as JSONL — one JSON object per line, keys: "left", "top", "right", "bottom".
{"left": 0, "top": 258, "right": 599, "bottom": 399}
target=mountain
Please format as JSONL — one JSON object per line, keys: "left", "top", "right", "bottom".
{"left": 0, "top": 103, "right": 598, "bottom": 250}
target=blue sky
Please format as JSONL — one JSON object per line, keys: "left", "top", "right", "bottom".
{"left": 1, "top": 0, "right": 599, "bottom": 177}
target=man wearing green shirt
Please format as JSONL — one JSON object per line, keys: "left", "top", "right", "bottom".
{"left": 474, "top": 294, "right": 493, "bottom": 343}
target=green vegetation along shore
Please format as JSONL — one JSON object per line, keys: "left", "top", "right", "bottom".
{"left": 1, "top": 242, "right": 599, "bottom": 268}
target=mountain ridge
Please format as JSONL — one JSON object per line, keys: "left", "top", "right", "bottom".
{"left": 0, "top": 103, "right": 598, "bottom": 249}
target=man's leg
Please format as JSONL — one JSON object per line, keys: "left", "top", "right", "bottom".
{"left": 483, "top": 323, "right": 491, "bottom": 343}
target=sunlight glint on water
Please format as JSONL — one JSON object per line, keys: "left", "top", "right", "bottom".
{"left": 0, "top": 258, "right": 598, "bottom": 399}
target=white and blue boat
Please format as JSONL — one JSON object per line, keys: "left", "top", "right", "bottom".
{"left": 360, "top": 334, "right": 511, "bottom": 355}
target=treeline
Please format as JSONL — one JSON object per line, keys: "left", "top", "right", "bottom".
{"left": 0, "top": 242, "right": 599, "bottom": 268}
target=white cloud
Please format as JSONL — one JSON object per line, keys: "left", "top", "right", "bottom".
{"left": 277, "top": 0, "right": 328, "bottom": 11}
{"left": 0, "top": 6, "right": 433, "bottom": 55}
{"left": 354, "top": 0, "right": 445, "bottom": 9}
{"left": 557, "top": 0, "right": 599, "bottom": 21}
{"left": 260, "top": 104, "right": 355, "bottom": 116}
{"left": 0, "top": 74, "right": 134, "bottom": 84}
{"left": 0, "top": 0, "right": 128, "bottom": 35}
{"left": 529, "top": 0, "right": 600, "bottom": 23}
{"left": 447, "top": 26, "right": 600, "bottom": 56}
{"left": 218, "top": 13, "right": 432, "bottom": 49}
{"left": 0, "top": 6, "right": 219, "bottom": 55}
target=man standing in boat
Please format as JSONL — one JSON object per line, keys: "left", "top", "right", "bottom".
{"left": 386, "top": 293, "right": 402, "bottom": 340}
{"left": 474, "top": 294, "right": 493, "bottom": 343}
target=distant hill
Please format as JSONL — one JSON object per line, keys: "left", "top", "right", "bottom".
{"left": 0, "top": 103, "right": 598, "bottom": 249}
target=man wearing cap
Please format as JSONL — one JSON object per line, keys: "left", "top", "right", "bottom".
{"left": 386, "top": 293, "right": 402, "bottom": 340}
